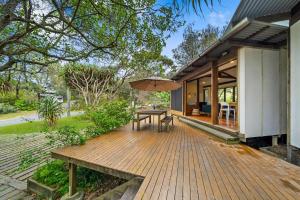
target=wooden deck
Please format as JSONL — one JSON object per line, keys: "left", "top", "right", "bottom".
{"left": 52, "top": 119, "right": 300, "bottom": 200}
{"left": 0, "top": 133, "right": 55, "bottom": 200}
{"left": 189, "top": 115, "right": 239, "bottom": 131}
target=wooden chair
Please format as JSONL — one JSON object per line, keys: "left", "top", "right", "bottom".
{"left": 132, "top": 115, "right": 151, "bottom": 130}
{"left": 160, "top": 116, "right": 174, "bottom": 132}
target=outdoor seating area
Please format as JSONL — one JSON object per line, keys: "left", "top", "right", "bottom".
{"left": 130, "top": 77, "right": 179, "bottom": 133}
{"left": 133, "top": 110, "right": 174, "bottom": 132}
{"left": 132, "top": 115, "right": 151, "bottom": 130}
{"left": 52, "top": 119, "right": 300, "bottom": 200}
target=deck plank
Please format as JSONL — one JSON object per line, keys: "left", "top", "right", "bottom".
{"left": 157, "top": 126, "right": 181, "bottom": 199}
{"left": 52, "top": 119, "right": 300, "bottom": 200}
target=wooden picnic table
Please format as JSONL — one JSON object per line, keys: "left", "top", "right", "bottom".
{"left": 136, "top": 110, "right": 167, "bottom": 132}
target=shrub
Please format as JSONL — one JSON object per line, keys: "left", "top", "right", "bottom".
{"left": 87, "top": 100, "right": 131, "bottom": 136}
{"left": 15, "top": 99, "right": 37, "bottom": 111}
{"left": 32, "top": 160, "right": 69, "bottom": 195}
{"left": 0, "top": 91, "right": 37, "bottom": 106}
{"left": 18, "top": 147, "right": 43, "bottom": 171}
{"left": 70, "top": 100, "right": 86, "bottom": 111}
{"left": 149, "top": 92, "right": 170, "bottom": 109}
{"left": 45, "top": 126, "right": 86, "bottom": 147}
{"left": 0, "top": 92, "right": 18, "bottom": 105}
{"left": 0, "top": 103, "right": 17, "bottom": 114}
{"left": 32, "top": 160, "right": 126, "bottom": 196}
{"left": 85, "top": 126, "right": 103, "bottom": 138}
{"left": 38, "top": 97, "right": 63, "bottom": 126}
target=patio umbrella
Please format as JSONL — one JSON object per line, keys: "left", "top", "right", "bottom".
{"left": 129, "top": 77, "right": 181, "bottom": 92}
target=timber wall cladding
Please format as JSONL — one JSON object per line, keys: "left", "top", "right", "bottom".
{"left": 171, "top": 87, "right": 183, "bottom": 112}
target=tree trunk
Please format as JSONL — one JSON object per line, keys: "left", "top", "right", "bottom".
{"left": 67, "top": 87, "right": 71, "bottom": 117}
{"left": 16, "top": 84, "right": 20, "bottom": 99}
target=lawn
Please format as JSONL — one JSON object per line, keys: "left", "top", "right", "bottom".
{"left": 0, "top": 110, "right": 37, "bottom": 120}
{"left": 0, "top": 116, "right": 93, "bottom": 135}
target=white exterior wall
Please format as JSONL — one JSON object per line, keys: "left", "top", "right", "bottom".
{"left": 279, "top": 49, "right": 287, "bottom": 136}
{"left": 238, "top": 47, "right": 286, "bottom": 138}
{"left": 291, "top": 20, "right": 300, "bottom": 148}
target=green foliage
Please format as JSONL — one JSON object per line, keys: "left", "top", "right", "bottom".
{"left": 32, "top": 160, "right": 69, "bottom": 195}
{"left": 1, "top": 0, "right": 182, "bottom": 73}
{"left": 18, "top": 147, "right": 49, "bottom": 171}
{"left": 70, "top": 100, "right": 86, "bottom": 111}
{"left": 64, "top": 64, "right": 115, "bottom": 106}
{"left": 0, "top": 77, "right": 12, "bottom": 92}
{"left": 0, "top": 116, "right": 92, "bottom": 135}
{"left": 32, "top": 160, "right": 126, "bottom": 196}
{"left": 84, "top": 126, "right": 103, "bottom": 138}
{"left": 0, "top": 92, "right": 18, "bottom": 105}
{"left": 41, "top": 100, "right": 131, "bottom": 147}
{"left": 86, "top": 100, "right": 131, "bottom": 136}
{"left": 173, "top": 0, "right": 220, "bottom": 15}
{"left": 37, "top": 97, "right": 64, "bottom": 126}
{"left": 0, "top": 103, "right": 17, "bottom": 114}
{"left": 151, "top": 92, "right": 170, "bottom": 109}
{"left": 19, "top": 151, "right": 38, "bottom": 170}
{"left": 45, "top": 126, "right": 86, "bottom": 147}
{"left": 0, "top": 91, "right": 37, "bottom": 112}
{"left": 172, "top": 24, "right": 225, "bottom": 67}
{"left": 15, "top": 99, "right": 37, "bottom": 111}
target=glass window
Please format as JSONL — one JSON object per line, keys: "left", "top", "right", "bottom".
{"left": 226, "top": 88, "right": 233, "bottom": 103}
{"left": 218, "top": 89, "right": 225, "bottom": 102}
{"left": 203, "top": 89, "right": 209, "bottom": 102}
{"left": 186, "top": 80, "right": 197, "bottom": 105}
{"left": 234, "top": 86, "right": 238, "bottom": 102}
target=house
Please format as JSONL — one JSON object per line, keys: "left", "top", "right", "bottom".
{"left": 170, "top": 0, "right": 300, "bottom": 149}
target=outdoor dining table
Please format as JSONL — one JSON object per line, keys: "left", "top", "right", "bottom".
{"left": 136, "top": 110, "right": 167, "bottom": 132}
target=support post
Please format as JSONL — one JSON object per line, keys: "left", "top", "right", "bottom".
{"left": 183, "top": 81, "right": 187, "bottom": 116}
{"left": 211, "top": 62, "right": 219, "bottom": 125}
{"left": 272, "top": 136, "right": 279, "bottom": 146}
{"left": 196, "top": 79, "right": 199, "bottom": 108}
{"left": 67, "top": 87, "right": 71, "bottom": 117}
{"left": 137, "top": 113, "right": 140, "bottom": 131}
{"left": 69, "top": 163, "right": 77, "bottom": 196}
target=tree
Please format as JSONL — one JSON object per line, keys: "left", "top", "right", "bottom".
{"left": 118, "top": 50, "right": 175, "bottom": 79}
{"left": 172, "top": 24, "right": 224, "bottom": 67}
{"left": 0, "top": 0, "right": 182, "bottom": 72}
{"left": 63, "top": 49, "right": 175, "bottom": 106}
{"left": 64, "top": 64, "right": 115, "bottom": 106}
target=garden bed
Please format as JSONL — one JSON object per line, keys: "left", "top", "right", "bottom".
{"left": 27, "top": 178, "right": 59, "bottom": 199}
{"left": 260, "top": 145, "right": 300, "bottom": 166}
{"left": 29, "top": 160, "right": 127, "bottom": 199}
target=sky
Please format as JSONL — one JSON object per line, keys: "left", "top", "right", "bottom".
{"left": 162, "top": 0, "right": 240, "bottom": 59}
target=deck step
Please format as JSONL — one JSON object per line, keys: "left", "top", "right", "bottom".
{"left": 95, "top": 177, "right": 143, "bottom": 200}
{"left": 178, "top": 117, "right": 240, "bottom": 144}
{"left": 119, "top": 184, "right": 140, "bottom": 200}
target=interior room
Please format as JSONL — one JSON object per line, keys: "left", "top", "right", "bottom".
{"left": 185, "top": 60, "right": 238, "bottom": 130}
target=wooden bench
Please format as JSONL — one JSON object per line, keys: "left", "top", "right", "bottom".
{"left": 160, "top": 116, "right": 174, "bottom": 132}
{"left": 132, "top": 115, "right": 151, "bottom": 130}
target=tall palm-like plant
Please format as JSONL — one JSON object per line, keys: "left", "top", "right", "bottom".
{"left": 173, "top": 0, "right": 221, "bottom": 14}
{"left": 38, "top": 97, "right": 64, "bottom": 126}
